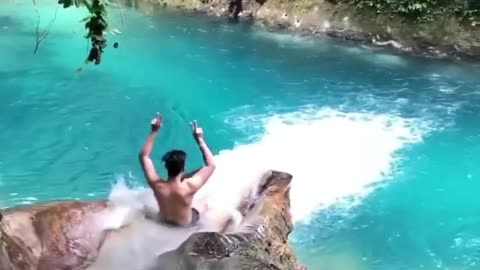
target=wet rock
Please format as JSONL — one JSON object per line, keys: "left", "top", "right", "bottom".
{"left": 227, "top": 0, "right": 243, "bottom": 21}
{"left": 0, "top": 170, "right": 303, "bottom": 270}
{"left": 148, "top": 171, "right": 300, "bottom": 270}
{"left": 0, "top": 201, "right": 109, "bottom": 270}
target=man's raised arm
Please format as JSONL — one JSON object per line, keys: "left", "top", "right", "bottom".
{"left": 186, "top": 120, "right": 216, "bottom": 193}
{"left": 139, "top": 113, "right": 162, "bottom": 184}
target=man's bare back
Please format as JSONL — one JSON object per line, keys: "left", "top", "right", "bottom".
{"left": 150, "top": 175, "right": 203, "bottom": 226}
{"left": 139, "top": 114, "right": 216, "bottom": 227}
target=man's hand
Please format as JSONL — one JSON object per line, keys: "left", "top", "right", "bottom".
{"left": 151, "top": 112, "right": 162, "bottom": 133}
{"left": 190, "top": 120, "right": 203, "bottom": 142}
{"left": 186, "top": 119, "right": 216, "bottom": 195}
{"left": 140, "top": 112, "right": 162, "bottom": 185}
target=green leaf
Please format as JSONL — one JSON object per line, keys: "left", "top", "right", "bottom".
{"left": 80, "top": 15, "right": 92, "bottom": 22}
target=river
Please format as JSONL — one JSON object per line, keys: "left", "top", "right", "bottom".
{"left": 1, "top": 2, "right": 480, "bottom": 269}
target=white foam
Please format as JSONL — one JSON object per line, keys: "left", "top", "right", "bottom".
{"left": 258, "top": 27, "right": 410, "bottom": 67}
{"left": 85, "top": 178, "right": 212, "bottom": 270}
{"left": 439, "top": 85, "right": 457, "bottom": 94}
{"left": 209, "top": 107, "right": 431, "bottom": 223}
{"left": 251, "top": 29, "right": 321, "bottom": 49}
{"left": 341, "top": 46, "right": 407, "bottom": 67}
{"left": 104, "top": 107, "right": 431, "bottom": 225}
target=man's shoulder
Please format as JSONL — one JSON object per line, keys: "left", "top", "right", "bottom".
{"left": 148, "top": 177, "right": 166, "bottom": 190}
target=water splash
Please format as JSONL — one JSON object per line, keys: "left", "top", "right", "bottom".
{"left": 99, "top": 106, "right": 433, "bottom": 231}
{"left": 86, "top": 107, "right": 432, "bottom": 269}
{"left": 219, "top": 107, "right": 432, "bottom": 222}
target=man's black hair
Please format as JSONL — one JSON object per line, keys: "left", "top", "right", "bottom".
{"left": 162, "top": 150, "right": 187, "bottom": 178}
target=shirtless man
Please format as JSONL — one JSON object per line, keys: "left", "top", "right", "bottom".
{"left": 139, "top": 113, "right": 216, "bottom": 227}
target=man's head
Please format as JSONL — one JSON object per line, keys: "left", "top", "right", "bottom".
{"left": 162, "top": 150, "right": 187, "bottom": 178}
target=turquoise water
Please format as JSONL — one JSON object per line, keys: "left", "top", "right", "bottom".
{"left": 2, "top": 2, "right": 480, "bottom": 269}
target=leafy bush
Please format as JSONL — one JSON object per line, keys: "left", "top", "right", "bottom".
{"left": 330, "top": 0, "right": 480, "bottom": 22}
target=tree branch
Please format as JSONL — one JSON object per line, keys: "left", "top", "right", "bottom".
{"left": 33, "top": 0, "right": 59, "bottom": 54}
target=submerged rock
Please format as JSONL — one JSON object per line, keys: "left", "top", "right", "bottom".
{"left": 0, "top": 170, "right": 304, "bottom": 270}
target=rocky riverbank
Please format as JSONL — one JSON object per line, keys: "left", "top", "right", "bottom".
{"left": 125, "top": 0, "right": 480, "bottom": 61}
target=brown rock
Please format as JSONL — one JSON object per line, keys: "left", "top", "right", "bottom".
{"left": 0, "top": 170, "right": 303, "bottom": 270}
{"left": 148, "top": 170, "right": 299, "bottom": 270}
{"left": 0, "top": 200, "right": 108, "bottom": 270}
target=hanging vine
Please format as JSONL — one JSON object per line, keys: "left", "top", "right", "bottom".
{"left": 58, "top": 0, "right": 109, "bottom": 65}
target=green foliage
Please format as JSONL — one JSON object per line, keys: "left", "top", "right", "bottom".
{"left": 57, "top": 0, "right": 85, "bottom": 8}
{"left": 331, "top": 0, "right": 480, "bottom": 22}
{"left": 58, "top": 0, "right": 108, "bottom": 64}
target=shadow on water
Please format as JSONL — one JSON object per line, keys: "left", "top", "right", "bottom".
{"left": 0, "top": 15, "right": 18, "bottom": 26}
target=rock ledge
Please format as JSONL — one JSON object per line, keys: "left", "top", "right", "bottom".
{"left": 0, "top": 170, "right": 305, "bottom": 270}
